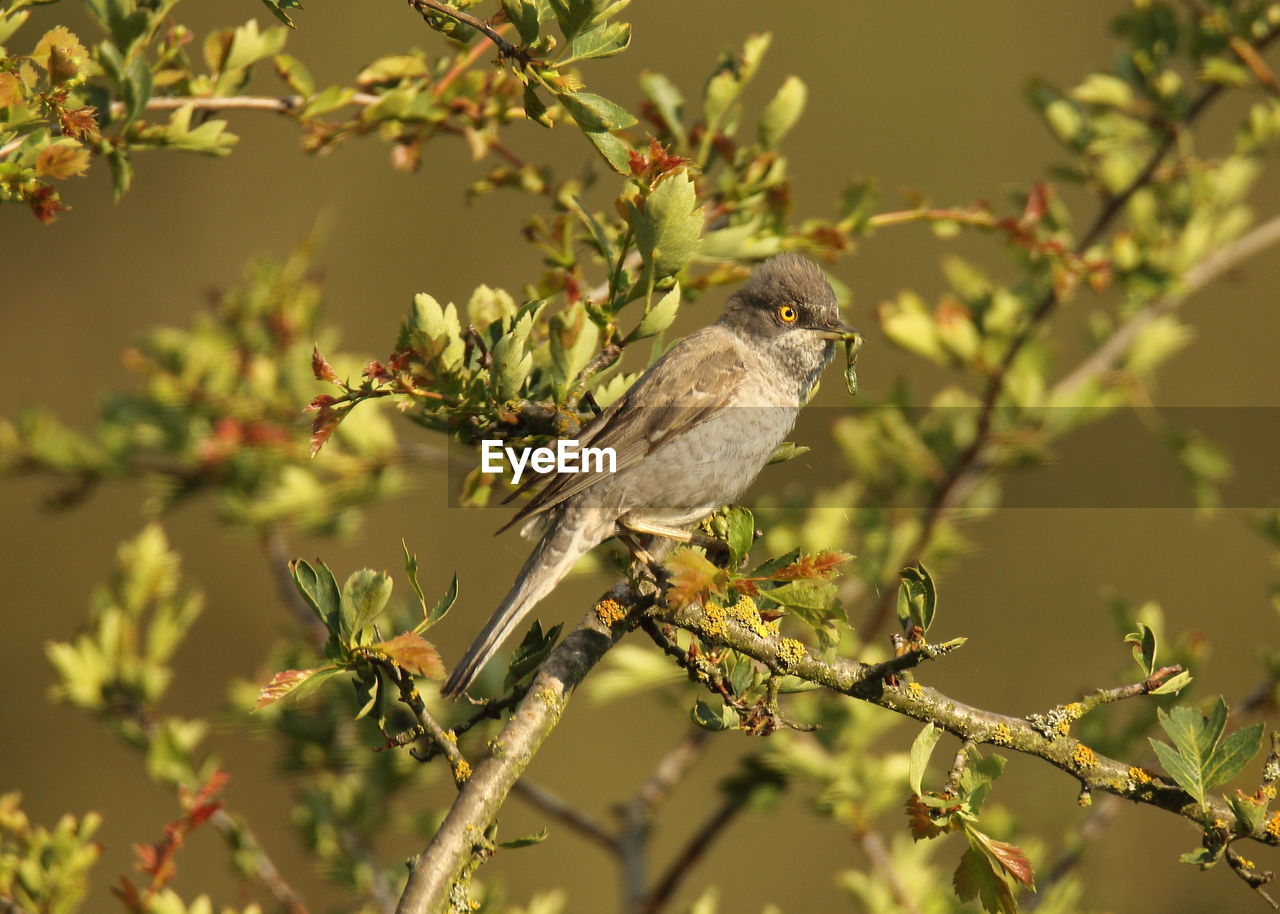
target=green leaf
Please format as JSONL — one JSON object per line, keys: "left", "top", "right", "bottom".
{"left": 301, "top": 85, "right": 356, "bottom": 119}
{"left": 638, "top": 70, "right": 686, "bottom": 146}
{"left": 502, "top": 0, "right": 540, "bottom": 43}
{"left": 908, "top": 722, "right": 942, "bottom": 796}
{"left": 1204, "top": 724, "right": 1264, "bottom": 791}
{"left": 583, "top": 128, "right": 631, "bottom": 174}
{"left": 557, "top": 90, "right": 637, "bottom": 131}
{"left": 723, "top": 506, "right": 754, "bottom": 566}
{"left": 561, "top": 20, "right": 630, "bottom": 64}
{"left": 691, "top": 696, "right": 738, "bottom": 731}
{"left": 427, "top": 573, "right": 459, "bottom": 630}
{"left": 1125, "top": 621, "right": 1157, "bottom": 676}
{"left": 504, "top": 621, "right": 563, "bottom": 688}
{"left": 291, "top": 558, "right": 342, "bottom": 633}
{"left": 631, "top": 169, "right": 703, "bottom": 278}
{"left": 523, "top": 83, "right": 553, "bottom": 127}
{"left": 630, "top": 282, "right": 680, "bottom": 340}
{"left": 273, "top": 53, "right": 314, "bottom": 96}
{"left": 403, "top": 541, "right": 427, "bottom": 614}
{"left": 758, "top": 75, "right": 806, "bottom": 146}
{"left": 896, "top": 564, "right": 937, "bottom": 633}
{"left": 1151, "top": 670, "right": 1194, "bottom": 695}
{"left": 499, "top": 828, "right": 549, "bottom": 849}
{"left": 1149, "top": 699, "right": 1259, "bottom": 805}
{"left": 341, "top": 569, "right": 393, "bottom": 640}
{"left": 843, "top": 332, "right": 863, "bottom": 397}
{"left": 259, "top": 0, "right": 303, "bottom": 28}
{"left": 548, "top": 0, "right": 593, "bottom": 40}
{"left": 766, "top": 442, "right": 810, "bottom": 465}
{"left": 1150, "top": 737, "right": 1206, "bottom": 805}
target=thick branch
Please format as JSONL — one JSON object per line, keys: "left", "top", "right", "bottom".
{"left": 660, "top": 603, "right": 1279, "bottom": 848}
{"left": 394, "top": 583, "right": 642, "bottom": 914}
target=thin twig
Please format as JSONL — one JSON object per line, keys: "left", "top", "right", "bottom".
{"left": 406, "top": 0, "right": 519, "bottom": 59}
{"left": 1054, "top": 210, "right": 1280, "bottom": 399}
{"left": 511, "top": 778, "right": 621, "bottom": 853}
{"left": 855, "top": 828, "right": 924, "bottom": 914}
{"left": 616, "top": 727, "right": 711, "bottom": 913}
{"left": 639, "top": 793, "right": 747, "bottom": 914}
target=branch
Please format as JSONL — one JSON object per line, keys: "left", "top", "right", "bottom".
{"left": 659, "top": 602, "right": 1280, "bottom": 850}
{"left": 511, "top": 778, "right": 621, "bottom": 853}
{"left": 394, "top": 580, "right": 645, "bottom": 914}
{"left": 639, "top": 792, "right": 746, "bottom": 914}
{"left": 405, "top": 0, "right": 520, "bottom": 59}
{"left": 859, "top": 23, "right": 1280, "bottom": 639}
{"left": 1053, "top": 210, "right": 1280, "bottom": 399}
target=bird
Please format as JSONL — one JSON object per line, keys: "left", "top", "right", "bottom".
{"left": 440, "top": 253, "right": 857, "bottom": 698}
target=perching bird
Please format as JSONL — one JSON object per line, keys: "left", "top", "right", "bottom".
{"left": 440, "top": 253, "right": 856, "bottom": 697}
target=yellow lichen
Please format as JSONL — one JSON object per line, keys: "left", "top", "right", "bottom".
{"left": 725, "top": 595, "right": 771, "bottom": 638}
{"left": 453, "top": 759, "right": 472, "bottom": 782}
{"left": 701, "top": 601, "right": 729, "bottom": 640}
{"left": 1265, "top": 785, "right": 1277, "bottom": 800}
{"left": 993, "top": 723, "right": 1012, "bottom": 745}
{"left": 776, "top": 638, "right": 806, "bottom": 671}
{"left": 537, "top": 686, "right": 561, "bottom": 708}
{"left": 1128, "top": 765, "right": 1152, "bottom": 785}
{"left": 1063, "top": 702, "right": 1084, "bottom": 720}
{"left": 1267, "top": 812, "right": 1280, "bottom": 839}
{"left": 443, "top": 729, "right": 458, "bottom": 743}
{"left": 907, "top": 681, "right": 924, "bottom": 696}
{"left": 1072, "top": 744, "right": 1097, "bottom": 768}
{"left": 595, "top": 597, "right": 626, "bottom": 627}
{"left": 1240, "top": 857, "right": 1256, "bottom": 869}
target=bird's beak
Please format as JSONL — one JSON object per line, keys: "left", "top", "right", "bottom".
{"left": 810, "top": 319, "right": 859, "bottom": 341}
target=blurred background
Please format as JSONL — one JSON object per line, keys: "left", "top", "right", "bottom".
{"left": 3, "top": 1, "right": 1280, "bottom": 911}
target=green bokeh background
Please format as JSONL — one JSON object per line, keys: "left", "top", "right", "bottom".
{"left": 3, "top": 2, "right": 1280, "bottom": 911}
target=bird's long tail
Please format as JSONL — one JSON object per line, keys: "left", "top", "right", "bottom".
{"left": 441, "top": 511, "right": 600, "bottom": 698}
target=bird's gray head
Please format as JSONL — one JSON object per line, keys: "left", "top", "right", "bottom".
{"left": 717, "top": 253, "right": 855, "bottom": 395}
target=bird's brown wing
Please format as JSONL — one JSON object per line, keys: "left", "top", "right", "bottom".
{"left": 497, "top": 328, "right": 748, "bottom": 533}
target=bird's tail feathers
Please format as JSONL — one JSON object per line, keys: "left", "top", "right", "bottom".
{"left": 440, "top": 517, "right": 598, "bottom": 698}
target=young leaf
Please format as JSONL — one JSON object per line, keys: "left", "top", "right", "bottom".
{"left": 290, "top": 558, "right": 342, "bottom": 633}
{"left": 631, "top": 169, "right": 703, "bottom": 278}
{"left": 375, "top": 631, "right": 446, "bottom": 679}
{"left": 723, "top": 505, "right": 755, "bottom": 566}
{"left": 254, "top": 667, "right": 337, "bottom": 709}
{"left": 1125, "top": 621, "right": 1157, "bottom": 676}
{"left": 499, "top": 828, "right": 549, "bottom": 849}
{"left": 504, "top": 621, "right": 563, "bottom": 688}
{"left": 691, "top": 696, "right": 738, "bottom": 731}
{"left": 631, "top": 282, "right": 680, "bottom": 341}
{"left": 341, "top": 569, "right": 393, "bottom": 639}
{"left": 425, "top": 573, "right": 459, "bottom": 630}
{"left": 664, "top": 547, "right": 728, "bottom": 608}
{"left": 896, "top": 564, "right": 938, "bottom": 633}
{"left": 909, "top": 722, "right": 943, "bottom": 796}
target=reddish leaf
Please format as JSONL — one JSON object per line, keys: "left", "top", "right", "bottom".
{"left": 59, "top": 105, "right": 101, "bottom": 142}
{"left": 255, "top": 668, "right": 326, "bottom": 708}
{"left": 28, "top": 183, "right": 69, "bottom": 224}
{"left": 969, "top": 826, "right": 1035, "bottom": 889}
{"left": 310, "top": 406, "right": 343, "bottom": 456}
{"left": 664, "top": 547, "right": 728, "bottom": 608}
{"left": 767, "top": 550, "right": 852, "bottom": 581}
{"left": 904, "top": 794, "right": 951, "bottom": 840}
{"left": 312, "top": 345, "right": 339, "bottom": 383}
{"left": 953, "top": 845, "right": 1018, "bottom": 914}
{"left": 1020, "top": 181, "right": 1049, "bottom": 228}
{"left": 377, "top": 631, "right": 446, "bottom": 679}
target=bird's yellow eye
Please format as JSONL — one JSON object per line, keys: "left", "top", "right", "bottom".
{"left": 777, "top": 304, "right": 798, "bottom": 323}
